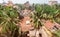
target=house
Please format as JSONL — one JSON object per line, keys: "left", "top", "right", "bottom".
{"left": 41, "top": 19, "right": 60, "bottom": 32}
{"left": 5, "top": 0, "right": 13, "bottom": 6}
{"left": 4, "top": 0, "right": 19, "bottom": 9}
{"left": 24, "top": 1, "right": 30, "bottom": 8}
{"left": 48, "top": 0, "right": 58, "bottom": 5}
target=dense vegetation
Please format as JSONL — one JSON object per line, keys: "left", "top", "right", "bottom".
{"left": 0, "top": 3, "right": 60, "bottom": 37}
{"left": 0, "top": 4, "right": 20, "bottom": 37}
{"left": 31, "top": 4, "right": 60, "bottom": 28}
{"left": 31, "top": 4, "right": 60, "bottom": 37}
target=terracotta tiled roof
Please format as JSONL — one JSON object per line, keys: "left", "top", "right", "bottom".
{"left": 41, "top": 19, "right": 60, "bottom": 31}
{"left": 20, "top": 16, "right": 32, "bottom": 31}
{"left": 54, "top": 22, "right": 60, "bottom": 29}
{"left": 44, "top": 20, "right": 54, "bottom": 30}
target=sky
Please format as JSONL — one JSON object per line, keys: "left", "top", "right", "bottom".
{"left": 0, "top": 0, "right": 60, "bottom": 4}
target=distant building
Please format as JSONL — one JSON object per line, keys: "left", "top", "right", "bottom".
{"left": 48, "top": 0, "right": 58, "bottom": 5}
{"left": 4, "top": 0, "right": 19, "bottom": 9}
{"left": 6, "top": 0, "right": 13, "bottom": 6}
{"left": 24, "top": 1, "right": 30, "bottom": 8}
{"left": 23, "top": 1, "right": 34, "bottom": 10}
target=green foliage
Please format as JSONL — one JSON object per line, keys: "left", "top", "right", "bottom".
{"left": 31, "top": 4, "right": 60, "bottom": 29}
{"left": 31, "top": 5, "right": 44, "bottom": 29}
{"left": 0, "top": 5, "right": 20, "bottom": 37}
{"left": 52, "top": 30, "right": 60, "bottom": 37}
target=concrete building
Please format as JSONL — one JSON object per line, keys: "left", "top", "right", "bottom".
{"left": 24, "top": 1, "right": 30, "bottom": 8}
{"left": 4, "top": 0, "right": 19, "bottom": 9}
{"left": 5, "top": 0, "right": 13, "bottom": 6}
{"left": 41, "top": 19, "right": 60, "bottom": 32}
{"left": 48, "top": 0, "right": 58, "bottom": 5}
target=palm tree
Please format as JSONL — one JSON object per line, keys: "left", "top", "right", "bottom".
{"left": 31, "top": 4, "right": 43, "bottom": 29}
{"left": 0, "top": 5, "right": 21, "bottom": 37}
{"left": 30, "top": 4, "right": 60, "bottom": 37}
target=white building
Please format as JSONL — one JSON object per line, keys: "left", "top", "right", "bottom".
{"left": 48, "top": 0, "right": 58, "bottom": 5}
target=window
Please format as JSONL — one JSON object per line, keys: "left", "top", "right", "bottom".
{"left": 53, "top": 26, "right": 58, "bottom": 31}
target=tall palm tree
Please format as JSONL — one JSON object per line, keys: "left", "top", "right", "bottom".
{"left": 31, "top": 4, "right": 43, "bottom": 29}
{"left": 30, "top": 4, "right": 60, "bottom": 37}
{"left": 0, "top": 5, "right": 21, "bottom": 37}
